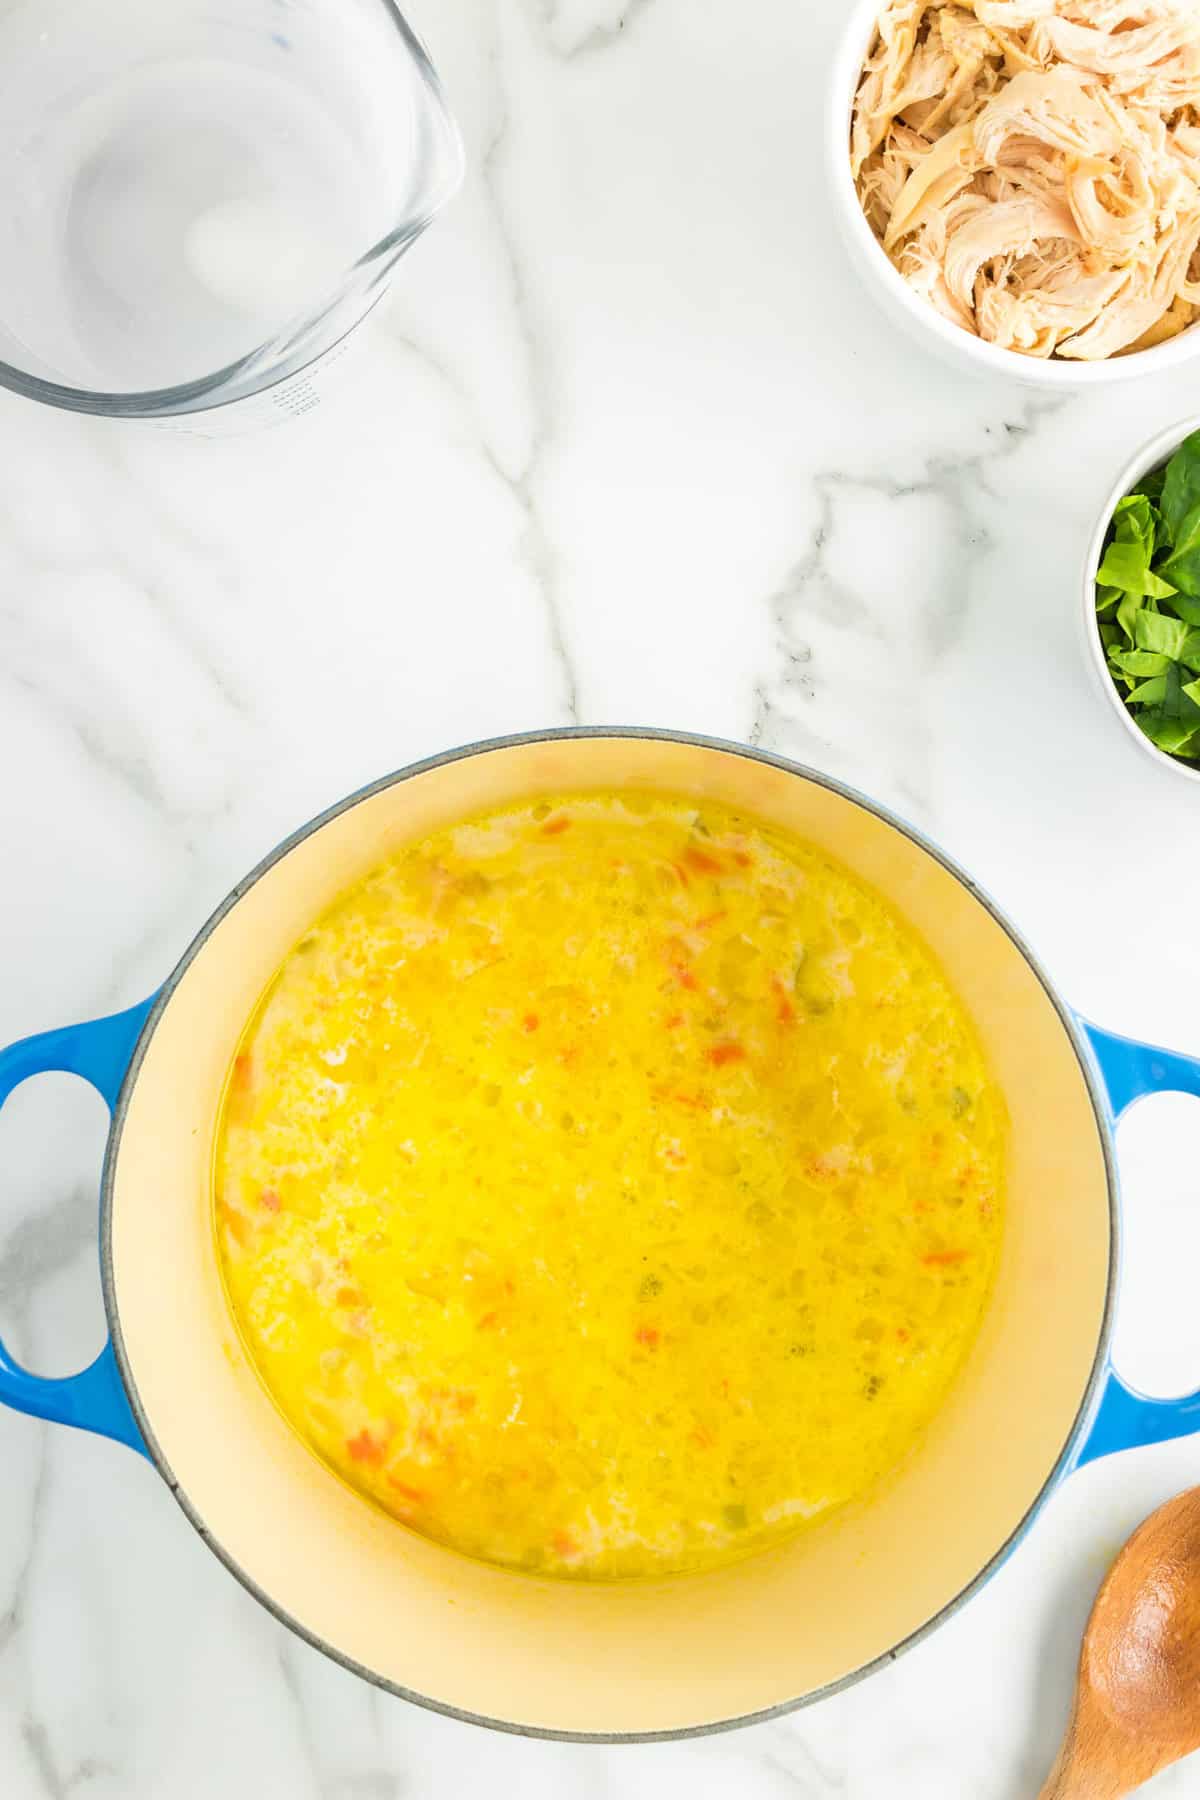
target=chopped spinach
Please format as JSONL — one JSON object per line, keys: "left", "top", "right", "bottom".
{"left": 1096, "top": 431, "right": 1200, "bottom": 765}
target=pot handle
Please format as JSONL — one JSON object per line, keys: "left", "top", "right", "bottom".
{"left": 0, "top": 1000, "right": 155, "bottom": 1456}
{"left": 1074, "top": 1021, "right": 1200, "bottom": 1469}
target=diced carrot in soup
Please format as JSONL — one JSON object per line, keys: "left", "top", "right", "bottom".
{"left": 388, "top": 1478, "right": 428, "bottom": 1506}
{"left": 683, "top": 845, "right": 725, "bottom": 877}
{"left": 346, "top": 1429, "right": 386, "bottom": 1467}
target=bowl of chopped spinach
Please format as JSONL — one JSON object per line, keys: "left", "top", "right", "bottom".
{"left": 1087, "top": 419, "right": 1200, "bottom": 781}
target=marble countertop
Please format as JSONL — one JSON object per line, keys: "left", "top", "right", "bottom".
{"left": 3, "top": 0, "right": 1200, "bottom": 1793}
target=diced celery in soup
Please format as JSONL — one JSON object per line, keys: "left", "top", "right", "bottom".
{"left": 215, "top": 793, "right": 1005, "bottom": 1580}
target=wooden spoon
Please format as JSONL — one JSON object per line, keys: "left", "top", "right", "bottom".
{"left": 1039, "top": 1487, "right": 1200, "bottom": 1798}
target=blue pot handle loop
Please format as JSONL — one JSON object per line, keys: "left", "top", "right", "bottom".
{"left": 1076, "top": 1022, "right": 1200, "bottom": 1470}
{"left": 0, "top": 1001, "right": 155, "bottom": 1456}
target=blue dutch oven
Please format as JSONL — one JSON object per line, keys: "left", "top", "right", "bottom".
{"left": 0, "top": 730, "right": 1197, "bottom": 1739}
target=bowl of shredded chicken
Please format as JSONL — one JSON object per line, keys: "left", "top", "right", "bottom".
{"left": 838, "top": 0, "right": 1200, "bottom": 373}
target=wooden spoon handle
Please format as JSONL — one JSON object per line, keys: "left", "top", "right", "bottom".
{"left": 1038, "top": 1737, "right": 1101, "bottom": 1800}
{"left": 1037, "top": 1701, "right": 1166, "bottom": 1800}
{"left": 1037, "top": 1743, "right": 1114, "bottom": 1800}
{"left": 1037, "top": 1744, "right": 1129, "bottom": 1800}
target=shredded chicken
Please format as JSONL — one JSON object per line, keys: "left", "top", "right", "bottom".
{"left": 851, "top": 0, "right": 1200, "bottom": 358}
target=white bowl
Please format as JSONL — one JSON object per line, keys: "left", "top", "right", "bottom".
{"left": 1081, "top": 417, "right": 1200, "bottom": 785}
{"left": 828, "top": 0, "right": 1200, "bottom": 387}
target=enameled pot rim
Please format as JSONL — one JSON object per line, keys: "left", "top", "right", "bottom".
{"left": 97, "top": 726, "right": 1121, "bottom": 1742}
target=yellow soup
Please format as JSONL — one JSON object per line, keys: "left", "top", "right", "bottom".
{"left": 216, "top": 792, "right": 1005, "bottom": 1580}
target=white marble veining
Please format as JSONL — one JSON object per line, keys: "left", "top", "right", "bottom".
{"left": 2, "top": 0, "right": 1200, "bottom": 1793}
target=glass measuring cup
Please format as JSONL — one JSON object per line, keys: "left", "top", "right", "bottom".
{"left": 0, "top": 0, "right": 463, "bottom": 428}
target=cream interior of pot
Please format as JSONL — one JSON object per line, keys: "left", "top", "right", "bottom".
{"left": 107, "top": 736, "right": 1111, "bottom": 1736}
